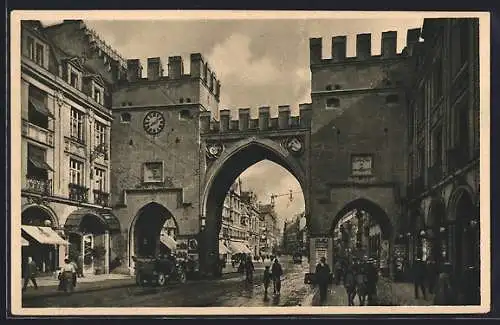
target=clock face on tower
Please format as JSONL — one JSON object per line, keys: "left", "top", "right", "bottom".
{"left": 143, "top": 111, "right": 165, "bottom": 135}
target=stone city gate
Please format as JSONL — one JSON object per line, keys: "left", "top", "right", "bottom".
{"left": 197, "top": 104, "right": 312, "bottom": 274}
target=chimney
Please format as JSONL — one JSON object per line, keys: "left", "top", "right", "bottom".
{"left": 126, "top": 59, "right": 142, "bottom": 82}
{"left": 309, "top": 38, "right": 322, "bottom": 65}
{"left": 168, "top": 56, "right": 184, "bottom": 79}
{"left": 147, "top": 57, "right": 163, "bottom": 81}
{"left": 332, "top": 36, "right": 347, "bottom": 61}
{"left": 356, "top": 33, "right": 372, "bottom": 60}
{"left": 381, "top": 31, "right": 397, "bottom": 58}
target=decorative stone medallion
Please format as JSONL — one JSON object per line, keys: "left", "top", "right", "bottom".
{"left": 206, "top": 142, "right": 224, "bottom": 160}
{"left": 285, "top": 137, "right": 304, "bottom": 155}
{"left": 55, "top": 91, "right": 65, "bottom": 107}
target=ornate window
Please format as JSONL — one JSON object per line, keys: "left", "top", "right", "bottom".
{"left": 94, "top": 121, "right": 106, "bottom": 146}
{"left": 94, "top": 167, "right": 106, "bottom": 192}
{"left": 70, "top": 108, "right": 85, "bottom": 143}
{"left": 69, "top": 158, "right": 84, "bottom": 186}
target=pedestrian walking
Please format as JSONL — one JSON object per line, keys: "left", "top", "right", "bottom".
{"left": 60, "top": 257, "right": 77, "bottom": 294}
{"left": 77, "top": 255, "right": 84, "bottom": 278}
{"left": 355, "top": 261, "right": 368, "bottom": 306}
{"left": 434, "top": 262, "right": 455, "bottom": 305}
{"left": 245, "top": 255, "right": 255, "bottom": 282}
{"left": 315, "top": 256, "right": 331, "bottom": 305}
{"left": 343, "top": 263, "right": 356, "bottom": 306}
{"left": 334, "top": 259, "right": 343, "bottom": 285}
{"left": 263, "top": 264, "right": 272, "bottom": 296}
{"left": 22, "top": 256, "right": 38, "bottom": 292}
{"left": 271, "top": 258, "right": 283, "bottom": 295}
{"left": 365, "top": 258, "right": 379, "bottom": 305}
{"left": 426, "top": 259, "right": 438, "bottom": 294}
{"left": 413, "top": 258, "right": 427, "bottom": 300}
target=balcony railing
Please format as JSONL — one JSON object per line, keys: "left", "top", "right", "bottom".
{"left": 69, "top": 183, "right": 89, "bottom": 202}
{"left": 428, "top": 163, "right": 443, "bottom": 187}
{"left": 447, "top": 147, "right": 470, "bottom": 174}
{"left": 22, "top": 120, "right": 54, "bottom": 147}
{"left": 93, "top": 189, "right": 110, "bottom": 207}
{"left": 24, "top": 177, "right": 52, "bottom": 196}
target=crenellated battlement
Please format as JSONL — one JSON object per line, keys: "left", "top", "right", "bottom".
{"left": 124, "top": 53, "right": 221, "bottom": 99}
{"left": 200, "top": 104, "right": 312, "bottom": 134}
{"left": 310, "top": 28, "right": 422, "bottom": 65}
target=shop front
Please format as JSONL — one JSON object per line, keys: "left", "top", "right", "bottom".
{"left": 21, "top": 205, "right": 67, "bottom": 275}
{"left": 21, "top": 225, "right": 69, "bottom": 275}
{"left": 64, "top": 208, "right": 121, "bottom": 275}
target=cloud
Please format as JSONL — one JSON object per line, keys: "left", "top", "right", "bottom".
{"left": 208, "top": 33, "right": 280, "bottom": 88}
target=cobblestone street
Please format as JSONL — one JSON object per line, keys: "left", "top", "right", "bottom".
{"left": 22, "top": 258, "right": 314, "bottom": 308}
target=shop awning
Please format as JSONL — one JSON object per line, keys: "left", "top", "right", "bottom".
{"left": 65, "top": 208, "right": 121, "bottom": 234}
{"left": 21, "top": 225, "right": 69, "bottom": 246}
{"left": 219, "top": 240, "right": 231, "bottom": 255}
{"left": 160, "top": 234, "right": 177, "bottom": 250}
{"left": 228, "top": 241, "right": 252, "bottom": 254}
{"left": 28, "top": 146, "right": 53, "bottom": 171}
{"left": 29, "top": 97, "right": 55, "bottom": 118}
{"left": 21, "top": 237, "right": 29, "bottom": 247}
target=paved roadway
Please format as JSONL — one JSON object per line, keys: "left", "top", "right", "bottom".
{"left": 23, "top": 257, "right": 314, "bottom": 308}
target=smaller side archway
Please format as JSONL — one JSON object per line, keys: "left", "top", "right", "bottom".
{"left": 64, "top": 209, "right": 122, "bottom": 275}
{"left": 21, "top": 204, "right": 61, "bottom": 274}
{"left": 426, "top": 196, "right": 447, "bottom": 264}
{"left": 21, "top": 204, "right": 59, "bottom": 229}
{"left": 446, "top": 186, "right": 480, "bottom": 303}
{"left": 128, "top": 202, "right": 178, "bottom": 270}
{"left": 330, "top": 198, "right": 393, "bottom": 270}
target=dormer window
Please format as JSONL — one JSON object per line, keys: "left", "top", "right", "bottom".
{"left": 67, "top": 64, "right": 82, "bottom": 91}
{"left": 92, "top": 81, "right": 104, "bottom": 105}
{"left": 26, "top": 35, "right": 47, "bottom": 68}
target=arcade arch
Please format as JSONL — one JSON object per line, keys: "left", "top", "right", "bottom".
{"left": 330, "top": 199, "right": 393, "bottom": 271}
{"left": 21, "top": 205, "right": 61, "bottom": 274}
{"left": 128, "top": 202, "right": 179, "bottom": 268}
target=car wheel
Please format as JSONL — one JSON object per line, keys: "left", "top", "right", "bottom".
{"left": 157, "top": 273, "right": 166, "bottom": 286}
{"left": 178, "top": 269, "right": 187, "bottom": 284}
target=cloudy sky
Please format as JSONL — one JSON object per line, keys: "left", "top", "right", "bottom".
{"left": 42, "top": 13, "right": 423, "bottom": 228}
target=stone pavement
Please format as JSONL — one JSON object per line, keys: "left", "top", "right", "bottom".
{"left": 21, "top": 273, "right": 135, "bottom": 299}
{"left": 304, "top": 277, "right": 435, "bottom": 306}
{"left": 374, "top": 277, "right": 434, "bottom": 306}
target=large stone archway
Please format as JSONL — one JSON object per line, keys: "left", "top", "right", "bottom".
{"left": 200, "top": 137, "right": 308, "bottom": 275}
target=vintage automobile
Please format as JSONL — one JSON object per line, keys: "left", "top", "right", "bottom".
{"left": 132, "top": 255, "right": 188, "bottom": 286}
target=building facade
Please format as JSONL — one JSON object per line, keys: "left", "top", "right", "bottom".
{"left": 20, "top": 20, "right": 123, "bottom": 275}
{"left": 402, "top": 18, "right": 480, "bottom": 303}
{"left": 258, "top": 204, "right": 279, "bottom": 257}
{"left": 218, "top": 179, "right": 262, "bottom": 261}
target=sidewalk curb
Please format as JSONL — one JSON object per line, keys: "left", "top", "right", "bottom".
{"left": 22, "top": 281, "right": 136, "bottom": 300}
